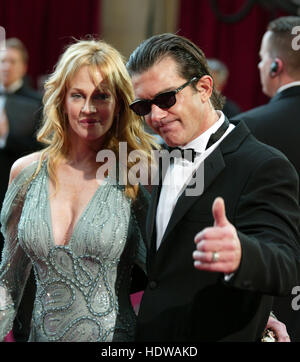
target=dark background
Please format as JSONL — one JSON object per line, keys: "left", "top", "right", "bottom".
{"left": 1, "top": 0, "right": 298, "bottom": 112}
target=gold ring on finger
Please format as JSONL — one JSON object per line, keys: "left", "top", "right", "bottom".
{"left": 212, "top": 251, "right": 219, "bottom": 263}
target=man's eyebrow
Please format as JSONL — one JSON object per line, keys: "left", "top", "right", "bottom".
{"left": 135, "top": 87, "right": 175, "bottom": 101}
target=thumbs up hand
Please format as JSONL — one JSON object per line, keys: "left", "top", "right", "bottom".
{"left": 193, "top": 197, "right": 242, "bottom": 274}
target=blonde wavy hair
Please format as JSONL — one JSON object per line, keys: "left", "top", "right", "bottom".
{"left": 34, "top": 38, "right": 157, "bottom": 200}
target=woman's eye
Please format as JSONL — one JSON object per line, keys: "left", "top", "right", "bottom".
{"left": 70, "top": 92, "right": 110, "bottom": 101}
{"left": 71, "top": 93, "right": 83, "bottom": 99}
{"left": 93, "top": 93, "right": 110, "bottom": 101}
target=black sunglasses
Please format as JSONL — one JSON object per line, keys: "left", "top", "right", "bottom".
{"left": 129, "top": 77, "right": 199, "bottom": 116}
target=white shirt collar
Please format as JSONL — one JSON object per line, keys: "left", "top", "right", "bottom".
{"left": 181, "top": 111, "right": 225, "bottom": 153}
{"left": 277, "top": 81, "right": 300, "bottom": 94}
{"left": 1, "top": 79, "right": 23, "bottom": 94}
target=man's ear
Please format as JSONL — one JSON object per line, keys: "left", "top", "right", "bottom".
{"left": 21, "top": 63, "right": 28, "bottom": 79}
{"left": 269, "top": 58, "right": 283, "bottom": 78}
{"left": 195, "top": 75, "right": 213, "bottom": 102}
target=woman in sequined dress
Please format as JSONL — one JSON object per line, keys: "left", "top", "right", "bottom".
{"left": 0, "top": 39, "right": 156, "bottom": 342}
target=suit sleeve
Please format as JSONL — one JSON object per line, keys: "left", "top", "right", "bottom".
{"left": 131, "top": 184, "right": 150, "bottom": 273}
{"left": 226, "top": 155, "right": 300, "bottom": 296}
{"left": 5, "top": 94, "right": 42, "bottom": 155}
{"left": 128, "top": 184, "right": 150, "bottom": 294}
{"left": 0, "top": 165, "right": 34, "bottom": 341}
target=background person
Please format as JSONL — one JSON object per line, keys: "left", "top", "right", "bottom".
{"left": 0, "top": 37, "right": 42, "bottom": 203}
{"left": 207, "top": 58, "right": 242, "bottom": 118}
{"left": 0, "top": 37, "right": 42, "bottom": 341}
{"left": 232, "top": 16, "right": 300, "bottom": 341}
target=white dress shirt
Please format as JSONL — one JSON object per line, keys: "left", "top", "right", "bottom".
{"left": 156, "top": 111, "right": 235, "bottom": 249}
{"left": 276, "top": 81, "right": 300, "bottom": 94}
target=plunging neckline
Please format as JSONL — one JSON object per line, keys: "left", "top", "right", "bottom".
{"left": 46, "top": 168, "right": 108, "bottom": 248}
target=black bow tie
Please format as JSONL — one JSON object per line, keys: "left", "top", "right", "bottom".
{"left": 168, "top": 147, "right": 197, "bottom": 162}
{"left": 206, "top": 117, "right": 229, "bottom": 149}
{"left": 168, "top": 118, "right": 230, "bottom": 162}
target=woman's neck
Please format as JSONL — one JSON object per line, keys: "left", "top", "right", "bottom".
{"left": 65, "top": 139, "right": 104, "bottom": 172}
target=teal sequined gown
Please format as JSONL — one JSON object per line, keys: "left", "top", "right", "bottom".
{"left": 0, "top": 161, "right": 147, "bottom": 342}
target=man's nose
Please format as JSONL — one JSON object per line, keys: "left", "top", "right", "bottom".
{"left": 1, "top": 61, "right": 10, "bottom": 71}
{"left": 149, "top": 104, "right": 168, "bottom": 124}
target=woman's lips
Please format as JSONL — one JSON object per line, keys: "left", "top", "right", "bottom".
{"left": 80, "top": 118, "right": 100, "bottom": 125}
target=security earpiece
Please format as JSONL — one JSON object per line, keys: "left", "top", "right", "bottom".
{"left": 269, "top": 58, "right": 282, "bottom": 78}
{"left": 270, "top": 60, "right": 278, "bottom": 74}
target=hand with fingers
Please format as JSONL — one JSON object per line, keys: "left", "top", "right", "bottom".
{"left": 263, "top": 315, "right": 290, "bottom": 342}
{"left": 193, "top": 197, "right": 242, "bottom": 274}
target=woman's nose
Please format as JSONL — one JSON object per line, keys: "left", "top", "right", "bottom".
{"left": 81, "top": 99, "right": 97, "bottom": 113}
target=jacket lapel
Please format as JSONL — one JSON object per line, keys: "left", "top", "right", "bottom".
{"left": 146, "top": 183, "right": 161, "bottom": 250}
{"left": 146, "top": 154, "right": 169, "bottom": 251}
{"left": 160, "top": 147, "right": 225, "bottom": 246}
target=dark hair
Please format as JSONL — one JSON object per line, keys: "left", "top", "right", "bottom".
{"left": 267, "top": 16, "right": 300, "bottom": 77}
{"left": 127, "top": 33, "right": 224, "bottom": 110}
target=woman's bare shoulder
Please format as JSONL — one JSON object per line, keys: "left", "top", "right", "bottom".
{"left": 9, "top": 152, "right": 42, "bottom": 185}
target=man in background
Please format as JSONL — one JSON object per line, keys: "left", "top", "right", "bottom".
{"left": 207, "top": 58, "right": 242, "bottom": 118}
{"left": 0, "top": 37, "right": 42, "bottom": 341}
{"left": 232, "top": 16, "right": 300, "bottom": 341}
{"left": 0, "top": 38, "right": 42, "bottom": 210}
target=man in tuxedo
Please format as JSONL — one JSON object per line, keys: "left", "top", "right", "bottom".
{"left": 231, "top": 16, "right": 300, "bottom": 341}
{"left": 0, "top": 38, "right": 42, "bottom": 341}
{"left": 0, "top": 38, "right": 42, "bottom": 207}
{"left": 127, "top": 33, "right": 300, "bottom": 341}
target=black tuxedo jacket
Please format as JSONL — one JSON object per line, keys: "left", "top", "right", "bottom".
{"left": 231, "top": 86, "right": 300, "bottom": 195}
{"left": 136, "top": 121, "right": 300, "bottom": 341}
{"left": 0, "top": 90, "right": 42, "bottom": 208}
{"left": 232, "top": 87, "right": 300, "bottom": 341}
{"left": 14, "top": 82, "right": 42, "bottom": 102}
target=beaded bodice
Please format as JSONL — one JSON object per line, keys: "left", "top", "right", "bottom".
{"left": 0, "top": 161, "right": 147, "bottom": 342}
